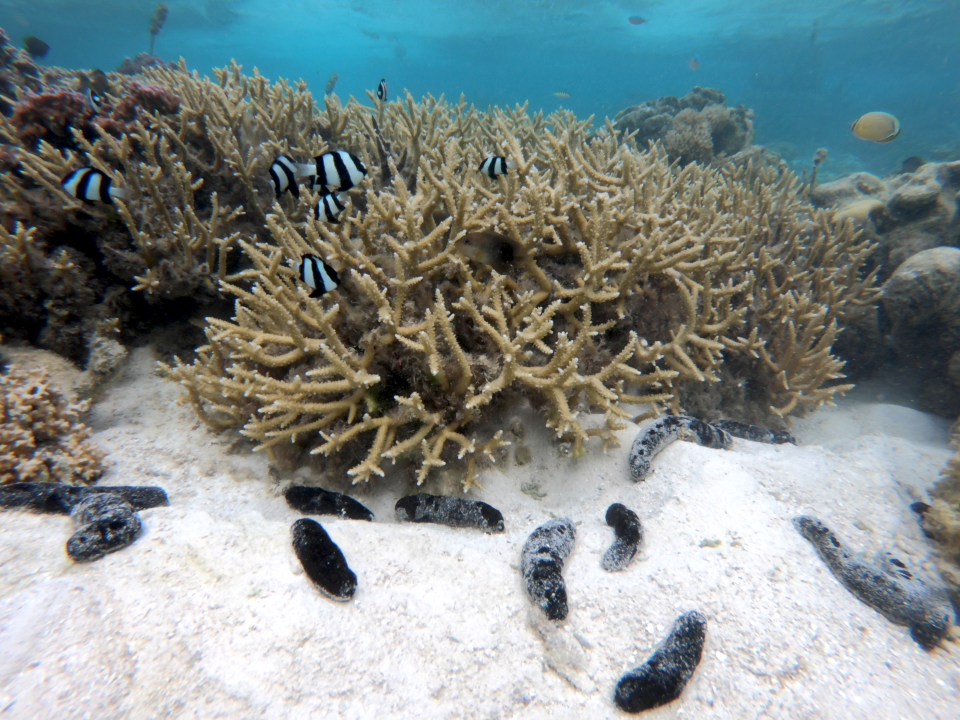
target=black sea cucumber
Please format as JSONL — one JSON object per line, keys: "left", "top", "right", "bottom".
{"left": 601, "top": 503, "right": 642, "bottom": 572}
{"left": 710, "top": 419, "right": 796, "bottom": 445}
{"left": 792, "top": 515, "right": 952, "bottom": 650}
{"left": 614, "top": 610, "right": 706, "bottom": 713}
{"left": 628, "top": 415, "right": 731, "bottom": 481}
{"left": 291, "top": 518, "right": 357, "bottom": 601}
{"left": 285, "top": 485, "right": 374, "bottom": 521}
{"left": 0, "top": 483, "right": 169, "bottom": 514}
{"left": 66, "top": 493, "right": 143, "bottom": 563}
{"left": 395, "top": 493, "right": 504, "bottom": 533}
{"left": 521, "top": 518, "right": 576, "bottom": 620}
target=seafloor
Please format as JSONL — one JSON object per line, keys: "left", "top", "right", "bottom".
{"left": 1, "top": 345, "right": 957, "bottom": 719}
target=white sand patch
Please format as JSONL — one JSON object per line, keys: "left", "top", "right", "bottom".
{"left": 1, "top": 347, "right": 958, "bottom": 718}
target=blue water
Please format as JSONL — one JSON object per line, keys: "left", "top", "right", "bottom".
{"left": 2, "top": 0, "right": 958, "bottom": 177}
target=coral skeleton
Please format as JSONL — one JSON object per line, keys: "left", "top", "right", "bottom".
{"left": 0, "top": 360, "right": 105, "bottom": 484}
{"left": 140, "top": 66, "right": 877, "bottom": 489}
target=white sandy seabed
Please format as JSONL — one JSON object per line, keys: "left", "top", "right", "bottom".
{"left": 1, "top": 346, "right": 959, "bottom": 719}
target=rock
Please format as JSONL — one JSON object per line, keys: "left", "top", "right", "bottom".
{"left": 888, "top": 180, "right": 942, "bottom": 219}
{"left": 810, "top": 172, "right": 886, "bottom": 207}
{"left": 882, "top": 247, "right": 960, "bottom": 332}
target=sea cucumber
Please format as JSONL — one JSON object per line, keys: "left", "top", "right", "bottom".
{"left": 0, "top": 483, "right": 169, "bottom": 514}
{"left": 521, "top": 518, "right": 576, "bottom": 620}
{"left": 628, "top": 415, "right": 731, "bottom": 481}
{"left": 711, "top": 419, "right": 795, "bottom": 444}
{"left": 291, "top": 518, "right": 357, "bottom": 602}
{"left": 394, "top": 493, "right": 504, "bottom": 533}
{"left": 601, "top": 503, "right": 642, "bottom": 572}
{"left": 284, "top": 485, "right": 374, "bottom": 521}
{"left": 614, "top": 610, "right": 707, "bottom": 713}
{"left": 66, "top": 493, "right": 143, "bottom": 563}
{"left": 792, "top": 515, "right": 952, "bottom": 650}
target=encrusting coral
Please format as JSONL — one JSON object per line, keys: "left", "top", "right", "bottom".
{"left": 148, "top": 65, "right": 876, "bottom": 489}
{"left": 0, "top": 351, "right": 106, "bottom": 485}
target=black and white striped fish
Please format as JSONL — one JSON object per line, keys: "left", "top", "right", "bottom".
{"left": 269, "top": 154, "right": 301, "bottom": 199}
{"left": 300, "top": 254, "right": 340, "bottom": 298}
{"left": 478, "top": 156, "right": 516, "bottom": 179}
{"left": 61, "top": 167, "right": 130, "bottom": 204}
{"left": 315, "top": 191, "right": 348, "bottom": 223}
{"left": 307, "top": 150, "right": 367, "bottom": 192}
{"left": 376, "top": 78, "right": 387, "bottom": 102}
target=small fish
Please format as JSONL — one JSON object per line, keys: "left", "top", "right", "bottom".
{"left": 811, "top": 18, "right": 820, "bottom": 47}
{"left": 22, "top": 36, "right": 49, "bottom": 59}
{"left": 377, "top": 78, "right": 388, "bottom": 102}
{"left": 307, "top": 150, "right": 368, "bottom": 192}
{"left": 61, "top": 167, "right": 130, "bottom": 204}
{"left": 688, "top": 54, "right": 701, "bottom": 71}
{"left": 87, "top": 88, "right": 103, "bottom": 113}
{"left": 553, "top": 90, "right": 570, "bottom": 99}
{"left": 900, "top": 155, "right": 926, "bottom": 174}
{"left": 628, "top": 16, "right": 647, "bottom": 26}
{"left": 269, "top": 155, "right": 300, "bottom": 199}
{"left": 851, "top": 112, "right": 901, "bottom": 143}
{"left": 300, "top": 254, "right": 340, "bottom": 298}
{"left": 456, "top": 230, "right": 521, "bottom": 269}
{"left": 325, "top": 72, "right": 339, "bottom": 96}
{"left": 477, "top": 155, "right": 515, "bottom": 179}
{"left": 87, "top": 69, "right": 110, "bottom": 95}
{"left": 315, "top": 190, "right": 348, "bottom": 223}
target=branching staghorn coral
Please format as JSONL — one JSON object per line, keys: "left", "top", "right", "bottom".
{"left": 156, "top": 66, "right": 877, "bottom": 489}
{"left": 0, "top": 57, "right": 331, "bottom": 364}
{"left": 0, "top": 358, "right": 105, "bottom": 484}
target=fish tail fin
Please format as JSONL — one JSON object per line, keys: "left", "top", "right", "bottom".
{"left": 506, "top": 160, "right": 517, "bottom": 170}
{"left": 109, "top": 185, "right": 131, "bottom": 201}
{"left": 295, "top": 163, "right": 316, "bottom": 179}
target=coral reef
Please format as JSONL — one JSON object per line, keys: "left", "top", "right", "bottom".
{"left": 0, "top": 49, "right": 875, "bottom": 487}
{"left": 146, "top": 67, "right": 875, "bottom": 488}
{"left": 812, "top": 162, "right": 960, "bottom": 282}
{"left": 0, "top": 361, "right": 106, "bottom": 485}
{"left": 0, "top": 28, "right": 42, "bottom": 115}
{"left": 926, "top": 430, "right": 960, "bottom": 609}
{"left": 115, "top": 53, "right": 177, "bottom": 76}
{"left": 809, "top": 161, "right": 960, "bottom": 406}
{"left": 0, "top": 35, "right": 251, "bottom": 369}
{"left": 613, "top": 87, "right": 754, "bottom": 166}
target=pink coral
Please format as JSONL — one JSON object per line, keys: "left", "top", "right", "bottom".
{"left": 93, "top": 82, "right": 180, "bottom": 137}
{"left": 11, "top": 91, "right": 93, "bottom": 149}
